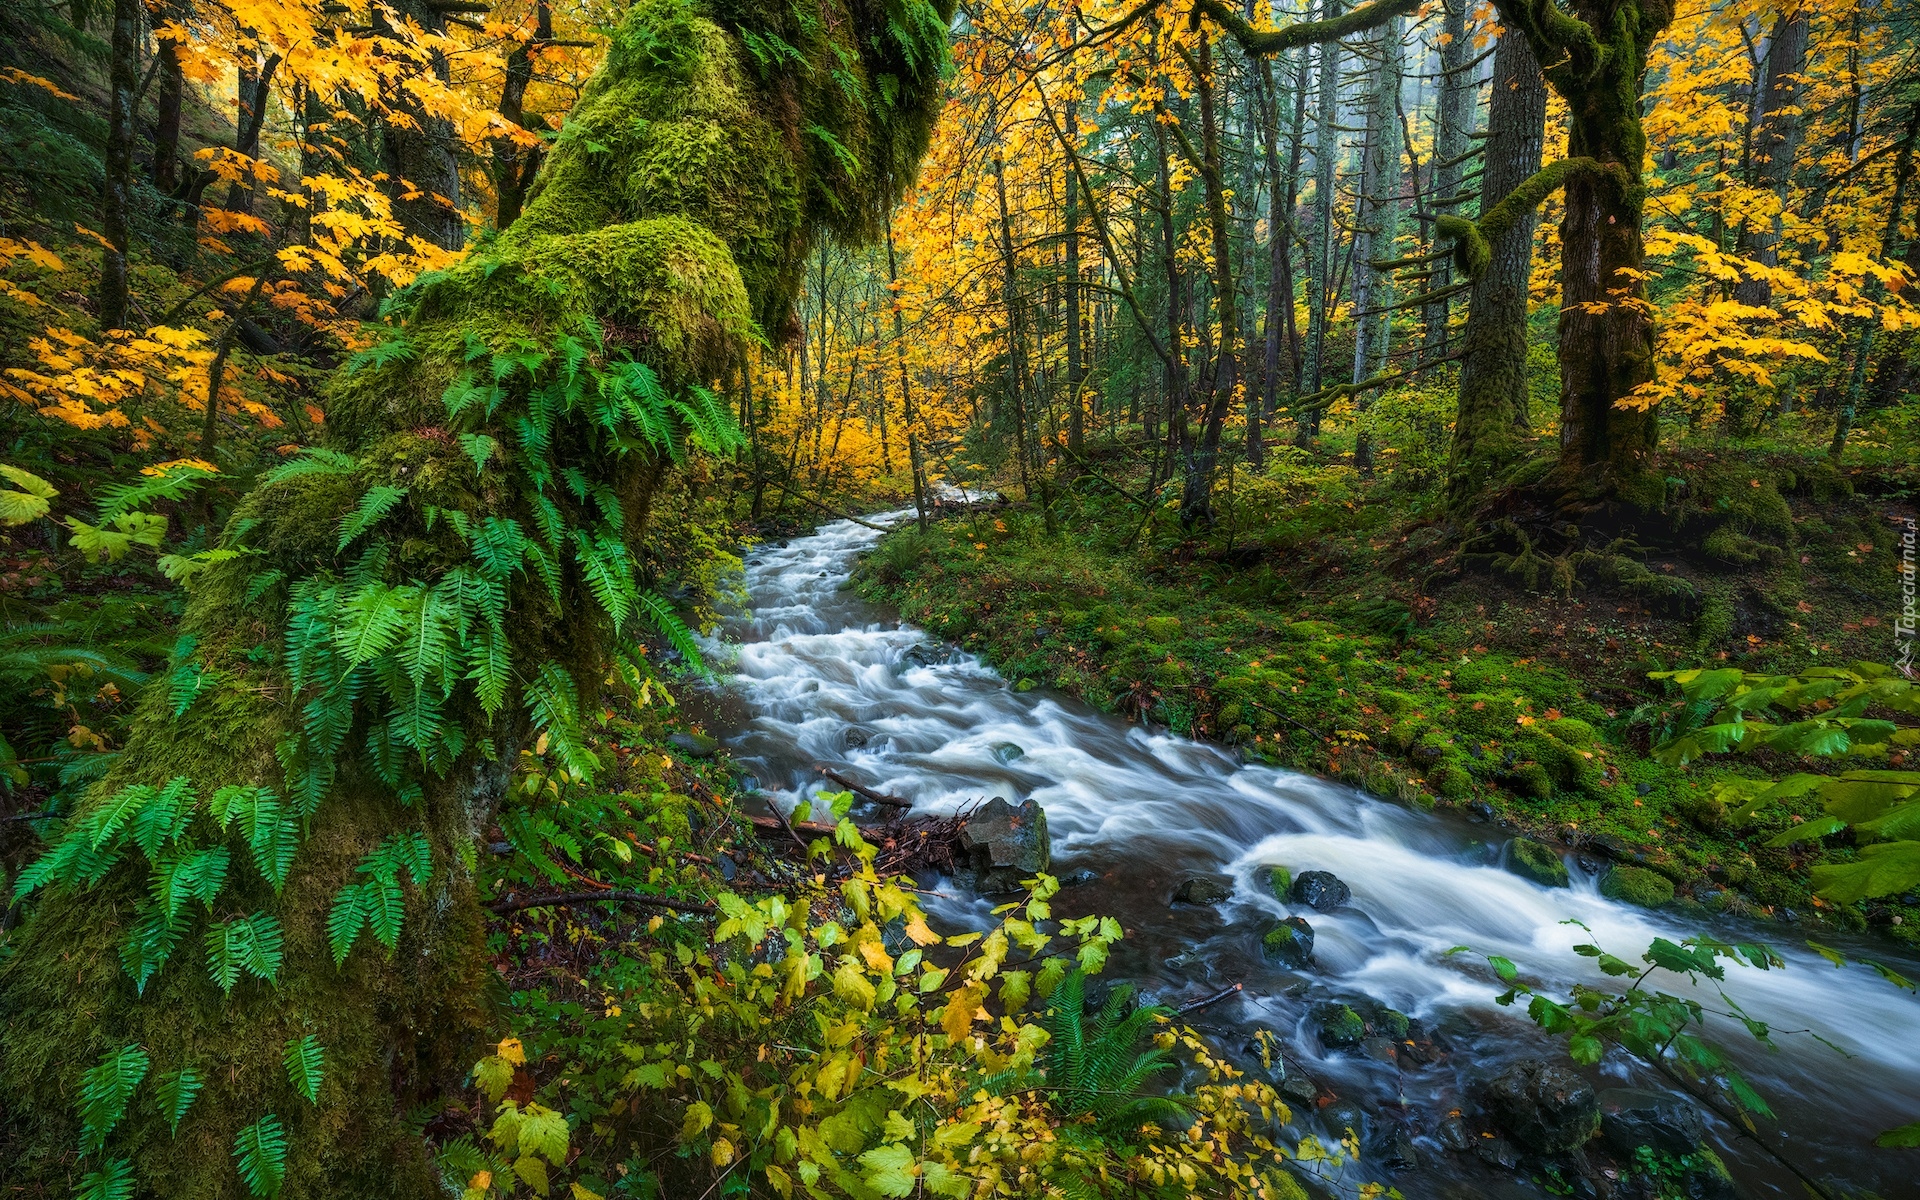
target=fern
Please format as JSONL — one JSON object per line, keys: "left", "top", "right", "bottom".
{"left": 78, "top": 1045, "right": 150, "bottom": 1154}
{"left": 574, "top": 528, "right": 637, "bottom": 631}
{"left": 456, "top": 431, "right": 498, "bottom": 474}
{"left": 74, "top": 1157, "right": 135, "bottom": 1200}
{"left": 526, "top": 662, "right": 600, "bottom": 780}
{"left": 328, "top": 833, "right": 432, "bottom": 963}
{"left": 344, "top": 331, "right": 415, "bottom": 374}
{"left": 204, "top": 913, "right": 284, "bottom": 992}
{"left": 120, "top": 902, "right": 188, "bottom": 994}
{"left": 284, "top": 1035, "right": 325, "bottom": 1104}
{"left": 151, "top": 845, "right": 231, "bottom": 919}
{"left": 260, "top": 446, "right": 357, "bottom": 487}
{"left": 232, "top": 1114, "right": 288, "bottom": 1198}
{"left": 636, "top": 590, "right": 707, "bottom": 675}
{"left": 93, "top": 460, "right": 218, "bottom": 521}
{"left": 154, "top": 1066, "right": 204, "bottom": 1134}
{"left": 1040, "top": 972, "right": 1190, "bottom": 1134}
{"left": 336, "top": 485, "right": 409, "bottom": 552}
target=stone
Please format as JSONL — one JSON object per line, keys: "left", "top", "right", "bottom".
{"left": 667, "top": 730, "right": 719, "bottom": 758}
{"left": 1058, "top": 868, "right": 1099, "bottom": 888}
{"left": 1374, "top": 1007, "right": 1411, "bottom": 1040}
{"left": 1601, "top": 865, "right": 1676, "bottom": 908}
{"left": 1280, "top": 1073, "right": 1318, "bottom": 1107}
{"left": 1173, "top": 875, "right": 1235, "bottom": 905}
{"left": 1314, "top": 1002, "right": 1367, "bottom": 1049}
{"left": 1291, "top": 870, "right": 1351, "bottom": 911}
{"left": 1508, "top": 838, "right": 1570, "bottom": 888}
{"left": 1435, "top": 1116, "right": 1472, "bottom": 1153}
{"left": 957, "top": 796, "right": 1049, "bottom": 891}
{"left": 1263, "top": 864, "right": 1293, "bottom": 901}
{"left": 1374, "top": 1125, "right": 1420, "bottom": 1171}
{"left": 1482, "top": 1059, "right": 1599, "bottom": 1154}
{"left": 1597, "top": 1089, "right": 1705, "bottom": 1159}
{"left": 1359, "top": 1036, "right": 1398, "bottom": 1065}
{"left": 991, "top": 741, "right": 1025, "bottom": 763}
{"left": 843, "top": 727, "right": 871, "bottom": 748}
{"left": 1322, "top": 1097, "right": 1367, "bottom": 1141}
{"left": 1261, "top": 917, "right": 1315, "bottom": 968}
{"left": 1474, "top": 1135, "right": 1521, "bottom": 1170}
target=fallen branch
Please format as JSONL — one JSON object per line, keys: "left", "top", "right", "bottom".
{"left": 816, "top": 765, "right": 913, "bottom": 809}
{"left": 1178, "top": 983, "right": 1243, "bottom": 1014}
{"left": 750, "top": 476, "right": 889, "bottom": 531}
{"left": 487, "top": 889, "right": 715, "bottom": 916}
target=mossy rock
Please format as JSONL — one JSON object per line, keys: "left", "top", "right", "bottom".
{"left": 1262, "top": 916, "right": 1314, "bottom": 968}
{"left": 1314, "top": 1003, "right": 1366, "bottom": 1048}
{"left": 1508, "top": 838, "right": 1569, "bottom": 888}
{"left": 1602, "top": 865, "right": 1676, "bottom": 908}
{"left": 1263, "top": 864, "right": 1293, "bottom": 901}
{"left": 1507, "top": 761, "right": 1555, "bottom": 799}
{"left": 1543, "top": 717, "right": 1596, "bottom": 747}
{"left": 1141, "top": 615, "right": 1181, "bottom": 640}
{"left": 1429, "top": 762, "right": 1473, "bottom": 799}
{"left": 1375, "top": 1007, "right": 1411, "bottom": 1040}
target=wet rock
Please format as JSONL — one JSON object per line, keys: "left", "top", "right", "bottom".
{"left": 1482, "top": 1059, "right": 1599, "bottom": 1154}
{"left": 1173, "top": 875, "right": 1235, "bottom": 905}
{"left": 843, "top": 727, "right": 871, "bottom": 748}
{"left": 1240, "top": 1030, "right": 1288, "bottom": 1082}
{"left": 667, "top": 730, "right": 719, "bottom": 758}
{"left": 1600, "top": 865, "right": 1675, "bottom": 908}
{"left": 991, "top": 741, "right": 1025, "bottom": 764}
{"left": 1374, "top": 1125, "right": 1420, "bottom": 1171}
{"left": 1467, "top": 800, "right": 1496, "bottom": 823}
{"left": 1262, "top": 917, "right": 1315, "bottom": 968}
{"left": 1597, "top": 1089, "right": 1704, "bottom": 1159}
{"left": 957, "top": 796, "right": 1050, "bottom": 891}
{"left": 1435, "top": 1116, "right": 1472, "bottom": 1153}
{"left": 1262, "top": 864, "right": 1293, "bottom": 901}
{"left": 1314, "top": 1002, "right": 1367, "bottom": 1049}
{"left": 1474, "top": 1134, "right": 1521, "bottom": 1171}
{"left": 716, "top": 854, "right": 737, "bottom": 881}
{"left": 1280, "top": 1073, "right": 1318, "bottom": 1108}
{"left": 1508, "top": 838, "right": 1570, "bottom": 888}
{"left": 1321, "top": 1097, "right": 1368, "bottom": 1141}
{"left": 1372, "top": 1006, "right": 1411, "bottom": 1040}
{"left": 1677, "top": 1147, "right": 1743, "bottom": 1200}
{"left": 1164, "top": 952, "right": 1202, "bottom": 977}
{"left": 1058, "top": 868, "right": 1100, "bottom": 888}
{"left": 1291, "top": 870, "right": 1351, "bottom": 911}
{"left": 1359, "top": 1036, "right": 1398, "bottom": 1065}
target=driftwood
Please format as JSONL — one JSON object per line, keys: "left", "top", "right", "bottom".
{"left": 815, "top": 765, "right": 913, "bottom": 808}
{"left": 747, "top": 799, "right": 984, "bottom": 879}
{"left": 1177, "top": 983, "right": 1243, "bottom": 1014}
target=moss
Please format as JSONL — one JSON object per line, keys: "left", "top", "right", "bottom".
{"left": 1601, "top": 865, "right": 1676, "bottom": 908}
{"left": 1314, "top": 1003, "right": 1366, "bottom": 1048}
{"left": 1544, "top": 717, "right": 1596, "bottom": 746}
{"left": 1263, "top": 864, "right": 1293, "bottom": 900}
{"left": 1430, "top": 761, "right": 1473, "bottom": 798}
{"left": 1508, "top": 761, "right": 1555, "bottom": 799}
{"left": 1142, "top": 615, "right": 1181, "bottom": 640}
{"left": 1375, "top": 1008, "right": 1411, "bottom": 1039}
{"left": 1509, "top": 838, "right": 1570, "bottom": 887}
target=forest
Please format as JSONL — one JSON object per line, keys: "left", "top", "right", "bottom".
{"left": 1, "top": 0, "right": 1918, "bottom": 1196}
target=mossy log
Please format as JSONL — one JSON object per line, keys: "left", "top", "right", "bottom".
{"left": 0, "top": 1, "right": 951, "bottom": 1195}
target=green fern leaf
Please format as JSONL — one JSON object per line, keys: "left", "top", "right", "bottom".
{"left": 470, "top": 516, "right": 528, "bottom": 580}
{"left": 327, "top": 881, "right": 370, "bottom": 966}
{"left": 333, "top": 582, "right": 420, "bottom": 665}
{"left": 336, "top": 485, "right": 408, "bottom": 552}
{"left": 120, "top": 901, "right": 188, "bottom": 994}
{"left": 154, "top": 1066, "right": 204, "bottom": 1135}
{"left": 573, "top": 529, "right": 636, "bottom": 631}
{"left": 74, "top": 1157, "right": 135, "bottom": 1200}
{"left": 367, "top": 877, "right": 405, "bottom": 950}
{"left": 466, "top": 624, "right": 511, "bottom": 716}
{"left": 457, "top": 432, "right": 498, "bottom": 474}
{"left": 635, "top": 590, "right": 707, "bottom": 675}
{"left": 525, "top": 661, "right": 601, "bottom": 779}
{"left": 78, "top": 1044, "right": 150, "bottom": 1155}
{"left": 232, "top": 1114, "right": 288, "bottom": 1198}
{"left": 260, "top": 446, "right": 357, "bottom": 486}
{"left": 205, "top": 913, "right": 284, "bottom": 993}
{"left": 156, "top": 845, "right": 231, "bottom": 919}
{"left": 125, "top": 777, "right": 195, "bottom": 861}
{"left": 242, "top": 790, "right": 299, "bottom": 891}
{"left": 283, "top": 1035, "right": 325, "bottom": 1104}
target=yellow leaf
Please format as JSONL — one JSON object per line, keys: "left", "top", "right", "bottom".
{"left": 941, "top": 983, "right": 985, "bottom": 1043}
{"left": 497, "top": 1036, "right": 526, "bottom": 1066}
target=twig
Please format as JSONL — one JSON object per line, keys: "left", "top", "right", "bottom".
{"left": 486, "top": 889, "right": 714, "bottom": 916}
{"left": 1247, "top": 699, "right": 1329, "bottom": 741}
{"left": 749, "top": 476, "right": 889, "bottom": 531}
{"left": 816, "top": 765, "right": 913, "bottom": 808}
{"left": 1, "top": 810, "right": 55, "bottom": 823}
{"left": 1177, "top": 983, "right": 1243, "bottom": 1014}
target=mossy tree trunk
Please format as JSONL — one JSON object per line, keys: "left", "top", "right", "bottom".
{"left": 0, "top": 1, "right": 951, "bottom": 1195}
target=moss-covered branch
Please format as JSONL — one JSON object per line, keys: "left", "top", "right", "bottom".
{"left": 1492, "top": 0, "right": 1608, "bottom": 90}
{"left": 1194, "top": 0, "right": 1422, "bottom": 56}
{"left": 1437, "top": 156, "right": 1628, "bottom": 278}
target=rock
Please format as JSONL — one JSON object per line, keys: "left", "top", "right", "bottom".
{"left": 1359, "top": 1036, "right": 1398, "bottom": 1065}
{"left": 1280, "top": 1073, "right": 1318, "bottom": 1107}
{"left": 1164, "top": 952, "right": 1202, "bottom": 976}
{"left": 991, "top": 741, "right": 1025, "bottom": 763}
{"left": 1262, "top": 917, "right": 1315, "bottom": 968}
{"left": 1601, "top": 865, "right": 1675, "bottom": 908}
{"left": 716, "top": 853, "right": 737, "bottom": 881}
{"left": 1291, "top": 870, "right": 1351, "bottom": 911}
{"left": 1321, "top": 1097, "right": 1367, "bottom": 1141}
{"left": 1173, "top": 875, "right": 1235, "bottom": 905}
{"left": 1482, "top": 1059, "right": 1599, "bottom": 1154}
{"left": 1597, "top": 1089, "right": 1705, "bottom": 1159}
{"left": 1474, "top": 1135, "right": 1521, "bottom": 1171}
{"left": 1373, "top": 1007, "right": 1411, "bottom": 1040}
{"left": 667, "top": 730, "right": 719, "bottom": 758}
{"left": 1508, "top": 838, "right": 1570, "bottom": 888}
{"left": 1677, "top": 1147, "right": 1742, "bottom": 1200}
{"left": 843, "top": 727, "right": 871, "bottom": 748}
{"left": 1435, "top": 1116, "right": 1472, "bottom": 1153}
{"left": 1263, "top": 864, "right": 1293, "bottom": 901}
{"left": 1058, "top": 868, "right": 1100, "bottom": 888}
{"left": 1374, "top": 1125, "right": 1420, "bottom": 1171}
{"left": 1240, "top": 1030, "right": 1288, "bottom": 1082}
{"left": 1314, "top": 1002, "right": 1367, "bottom": 1049}
{"left": 957, "top": 796, "right": 1050, "bottom": 891}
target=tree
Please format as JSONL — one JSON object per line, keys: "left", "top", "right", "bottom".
{"left": 0, "top": 2, "right": 953, "bottom": 1194}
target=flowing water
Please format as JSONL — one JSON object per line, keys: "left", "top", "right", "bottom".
{"left": 702, "top": 507, "right": 1920, "bottom": 1200}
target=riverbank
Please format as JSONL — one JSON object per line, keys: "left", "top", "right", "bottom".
{"left": 854, "top": 449, "right": 1920, "bottom": 948}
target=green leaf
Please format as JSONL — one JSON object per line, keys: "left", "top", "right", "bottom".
{"left": 0, "top": 463, "right": 55, "bottom": 524}
{"left": 1806, "top": 941, "right": 1848, "bottom": 968}
{"left": 1487, "top": 955, "right": 1518, "bottom": 984}
{"left": 336, "top": 485, "right": 408, "bottom": 552}
{"left": 858, "top": 1143, "right": 917, "bottom": 1198}
{"left": 1810, "top": 840, "right": 1920, "bottom": 903}
{"left": 327, "top": 882, "right": 370, "bottom": 966}
{"left": 1765, "top": 815, "right": 1846, "bottom": 847}
{"left": 518, "top": 1104, "right": 569, "bottom": 1164}
{"left": 457, "top": 432, "right": 499, "bottom": 475}
{"left": 154, "top": 1067, "right": 204, "bottom": 1134}
{"left": 78, "top": 1045, "right": 151, "bottom": 1155}
{"left": 1875, "top": 1121, "right": 1920, "bottom": 1148}
{"left": 284, "top": 1035, "right": 324, "bottom": 1105}
{"left": 1864, "top": 959, "right": 1917, "bottom": 992}
{"left": 233, "top": 1114, "right": 288, "bottom": 1198}
{"left": 261, "top": 447, "right": 356, "bottom": 486}
{"left": 74, "top": 1157, "right": 134, "bottom": 1200}
{"left": 204, "top": 913, "right": 285, "bottom": 992}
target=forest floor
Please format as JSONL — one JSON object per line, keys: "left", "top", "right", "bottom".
{"left": 855, "top": 438, "right": 1920, "bottom": 947}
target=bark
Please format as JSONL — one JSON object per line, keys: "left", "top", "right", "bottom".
{"left": 1732, "top": 8, "right": 1809, "bottom": 308}
{"left": 1300, "top": 0, "right": 1341, "bottom": 441}
{"left": 96, "top": 0, "right": 139, "bottom": 332}
{"left": 222, "top": 51, "right": 283, "bottom": 216}
{"left": 1832, "top": 104, "right": 1920, "bottom": 460}
{"left": 1064, "top": 97, "right": 1085, "bottom": 454}
{"left": 1422, "top": 0, "right": 1472, "bottom": 361}
{"left": 1349, "top": 13, "right": 1403, "bottom": 470}
{"left": 0, "top": 2, "right": 951, "bottom": 1193}
{"left": 152, "top": 26, "right": 186, "bottom": 198}
{"left": 382, "top": 0, "right": 466, "bottom": 251}
{"left": 992, "top": 151, "right": 1034, "bottom": 498}
{"left": 1178, "top": 29, "right": 1240, "bottom": 529}
{"left": 887, "top": 227, "right": 930, "bottom": 530}
{"left": 495, "top": 0, "right": 555, "bottom": 230}
{"left": 1446, "top": 27, "right": 1545, "bottom": 505}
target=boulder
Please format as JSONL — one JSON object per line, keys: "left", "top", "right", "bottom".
{"left": 1291, "top": 870, "right": 1352, "bottom": 911}
{"left": 667, "top": 730, "right": 719, "bottom": 758}
{"left": 1359, "top": 1036, "right": 1398, "bottom": 1065}
{"left": 1321, "top": 1097, "right": 1367, "bottom": 1141}
{"left": 1280, "top": 1073, "right": 1318, "bottom": 1108}
{"left": 1597, "top": 1089, "right": 1705, "bottom": 1159}
{"left": 958, "top": 796, "right": 1050, "bottom": 891}
{"left": 1601, "top": 865, "right": 1675, "bottom": 908}
{"left": 1434, "top": 1115, "right": 1472, "bottom": 1153}
{"left": 1373, "top": 1125, "right": 1420, "bottom": 1171}
{"left": 1173, "top": 875, "right": 1235, "bottom": 905}
{"left": 1262, "top": 864, "right": 1294, "bottom": 901}
{"left": 991, "top": 741, "right": 1025, "bottom": 763}
{"left": 1507, "top": 838, "right": 1570, "bottom": 888}
{"left": 1482, "top": 1059, "right": 1599, "bottom": 1154}
{"left": 1314, "top": 1002, "right": 1367, "bottom": 1049}
{"left": 1262, "top": 917, "right": 1315, "bottom": 968}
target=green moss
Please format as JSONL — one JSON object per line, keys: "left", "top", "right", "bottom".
{"left": 1544, "top": 717, "right": 1596, "bottom": 746}
{"left": 1142, "top": 615, "right": 1181, "bottom": 640}
{"left": 1315, "top": 1004, "right": 1366, "bottom": 1048}
{"left": 1264, "top": 865, "right": 1293, "bottom": 901}
{"left": 1509, "top": 838, "right": 1570, "bottom": 888}
{"left": 1601, "top": 865, "right": 1676, "bottom": 908}
{"left": 1430, "top": 762, "right": 1473, "bottom": 798}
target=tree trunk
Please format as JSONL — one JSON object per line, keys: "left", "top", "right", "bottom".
{"left": 0, "top": 4, "right": 950, "bottom": 1195}
{"left": 495, "top": 0, "right": 555, "bottom": 231}
{"left": 96, "top": 0, "right": 139, "bottom": 332}
{"left": 152, "top": 25, "right": 186, "bottom": 198}
{"left": 1832, "top": 103, "right": 1920, "bottom": 460}
{"left": 382, "top": 0, "right": 465, "bottom": 251}
{"left": 1349, "top": 12, "right": 1403, "bottom": 470}
{"left": 992, "top": 151, "right": 1033, "bottom": 499}
{"left": 1180, "top": 29, "right": 1239, "bottom": 529}
{"left": 1732, "top": 8, "right": 1809, "bottom": 308}
{"left": 1422, "top": 0, "right": 1472, "bottom": 362}
{"left": 222, "top": 52, "right": 282, "bottom": 216}
{"left": 887, "top": 227, "right": 930, "bottom": 530}
{"left": 1064, "top": 97, "right": 1085, "bottom": 455}
{"left": 1300, "top": 0, "right": 1341, "bottom": 442}
{"left": 1446, "top": 27, "right": 1545, "bottom": 505}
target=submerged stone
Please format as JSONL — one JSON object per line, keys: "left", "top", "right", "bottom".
{"left": 1598, "top": 1088, "right": 1705, "bottom": 1159}
{"left": 1172, "top": 875, "right": 1235, "bottom": 905}
{"left": 1314, "top": 1002, "right": 1367, "bottom": 1048}
{"left": 1482, "top": 1059, "right": 1599, "bottom": 1154}
{"left": 990, "top": 741, "right": 1025, "bottom": 763}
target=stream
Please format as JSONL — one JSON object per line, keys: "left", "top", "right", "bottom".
{"left": 700, "top": 506, "right": 1920, "bottom": 1200}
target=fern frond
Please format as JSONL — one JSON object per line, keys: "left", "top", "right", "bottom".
{"left": 204, "top": 913, "right": 284, "bottom": 993}
{"left": 154, "top": 1066, "right": 203, "bottom": 1134}
{"left": 78, "top": 1045, "right": 150, "bottom": 1154}
{"left": 525, "top": 661, "right": 601, "bottom": 779}
{"left": 327, "top": 881, "right": 370, "bottom": 966}
{"left": 284, "top": 1035, "right": 325, "bottom": 1104}
{"left": 74, "top": 1157, "right": 135, "bottom": 1200}
{"left": 635, "top": 590, "right": 707, "bottom": 675}
{"left": 119, "top": 901, "right": 187, "bottom": 994}
{"left": 336, "top": 485, "right": 409, "bottom": 553}
{"left": 260, "top": 447, "right": 357, "bottom": 487}
{"left": 232, "top": 1114, "right": 288, "bottom": 1198}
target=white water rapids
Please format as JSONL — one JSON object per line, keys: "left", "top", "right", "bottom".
{"left": 701, "top": 507, "right": 1920, "bottom": 1200}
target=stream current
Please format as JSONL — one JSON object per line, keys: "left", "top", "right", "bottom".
{"left": 701, "top": 506, "right": 1920, "bottom": 1200}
